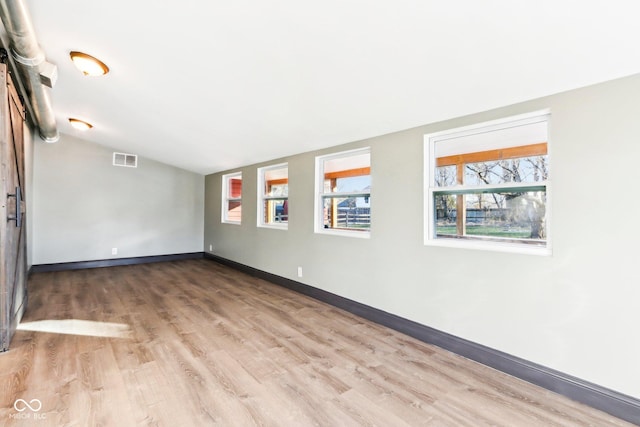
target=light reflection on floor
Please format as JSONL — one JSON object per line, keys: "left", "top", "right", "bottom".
{"left": 17, "top": 319, "right": 132, "bottom": 338}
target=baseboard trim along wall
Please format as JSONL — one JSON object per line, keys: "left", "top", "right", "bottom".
{"left": 204, "top": 253, "right": 640, "bottom": 425}
{"left": 30, "top": 252, "right": 204, "bottom": 273}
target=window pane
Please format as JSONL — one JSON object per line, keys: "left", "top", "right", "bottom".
{"left": 263, "top": 166, "right": 288, "bottom": 196}
{"left": 263, "top": 199, "right": 288, "bottom": 224}
{"left": 434, "top": 194, "right": 457, "bottom": 231}
{"left": 227, "top": 201, "right": 242, "bottom": 222}
{"left": 322, "top": 151, "right": 370, "bottom": 194}
{"left": 435, "top": 165, "right": 457, "bottom": 187}
{"left": 435, "top": 189, "right": 546, "bottom": 243}
{"left": 322, "top": 196, "right": 370, "bottom": 231}
{"left": 465, "top": 155, "right": 548, "bottom": 186}
{"left": 329, "top": 175, "right": 371, "bottom": 193}
{"left": 229, "top": 178, "right": 242, "bottom": 198}
{"left": 267, "top": 183, "right": 288, "bottom": 197}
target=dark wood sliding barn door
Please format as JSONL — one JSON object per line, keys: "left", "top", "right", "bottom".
{"left": 0, "top": 62, "right": 27, "bottom": 351}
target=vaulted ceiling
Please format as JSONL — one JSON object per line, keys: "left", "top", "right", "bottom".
{"left": 17, "top": 0, "right": 640, "bottom": 174}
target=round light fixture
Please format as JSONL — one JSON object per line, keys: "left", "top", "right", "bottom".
{"left": 68, "top": 118, "right": 93, "bottom": 131}
{"left": 69, "top": 51, "right": 109, "bottom": 76}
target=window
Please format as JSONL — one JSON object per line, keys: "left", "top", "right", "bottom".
{"left": 113, "top": 152, "right": 137, "bottom": 168}
{"left": 222, "top": 172, "right": 242, "bottom": 224}
{"left": 315, "top": 148, "right": 371, "bottom": 237}
{"left": 257, "top": 163, "right": 288, "bottom": 228}
{"left": 425, "top": 111, "right": 550, "bottom": 254}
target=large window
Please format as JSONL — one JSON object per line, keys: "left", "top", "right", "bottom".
{"left": 222, "top": 172, "right": 242, "bottom": 224}
{"left": 315, "top": 148, "right": 371, "bottom": 237}
{"left": 425, "top": 111, "right": 550, "bottom": 254}
{"left": 257, "top": 163, "right": 288, "bottom": 228}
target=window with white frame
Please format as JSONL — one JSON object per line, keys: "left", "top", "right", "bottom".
{"left": 315, "top": 148, "right": 371, "bottom": 236}
{"left": 425, "top": 111, "right": 550, "bottom": 254}
{"left": 222, "top": 172, "right": 242, "bottom": 224}
{"left": 257, "top": 163, "right": 288, "bottom": 228}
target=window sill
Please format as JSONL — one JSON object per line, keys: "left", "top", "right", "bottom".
{"left": 258, "top": 223, "right": 288, "bottom": 231}
{"left": 316, "top": 228, "right": 371, "bottom": 239}
{"left": 424, "top": 237, "right": 551, "bottom": 256}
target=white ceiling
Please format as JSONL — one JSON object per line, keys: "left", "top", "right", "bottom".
{"left": 24, "top": 0, "right": 640, "bottom": 175}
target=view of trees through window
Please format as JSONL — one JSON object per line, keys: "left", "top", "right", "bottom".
{"left": 434, "top": 146, "right": 548, "bottom": 244}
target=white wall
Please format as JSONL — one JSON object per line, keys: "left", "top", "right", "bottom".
{"left": 33, "top": 134, "right": 204, "bottom": 264}
{"left": 204, "top": 73, "right": 640, "bottom": 399}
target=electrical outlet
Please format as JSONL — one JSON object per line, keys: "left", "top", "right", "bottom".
{"left": 112, "top": 248, "right": 118, "bottom": 255}
{"left": 209, "top": 244, "right": 213, "bottom": 251}
{"left": 297, "top": 266, "right": 303, "bottom": 278}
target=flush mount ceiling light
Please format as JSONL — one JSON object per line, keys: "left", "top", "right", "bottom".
{"left": 68, "top": 118, "right": 93, "bottom": 131}
{"left": 69, "top": 51, "right": 109, "bottom": 76}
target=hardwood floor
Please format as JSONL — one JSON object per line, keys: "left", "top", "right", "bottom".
{"left": 0, "top": 259, "right": 634, "bottom": 426}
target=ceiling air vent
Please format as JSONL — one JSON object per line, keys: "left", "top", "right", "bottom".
{"left": 113, "top": 152, "right": 137, "bottom": 168}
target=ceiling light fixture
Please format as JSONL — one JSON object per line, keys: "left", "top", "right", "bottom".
{"left": 69, "top": 51, "right": 109, "bottom": 76}
{"left": 68, "top": 118, "right": 93, "bottom": 131}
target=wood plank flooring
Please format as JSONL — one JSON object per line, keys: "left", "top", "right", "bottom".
{"left": 0, "top": 259, "right": 634, "bottom": 426}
